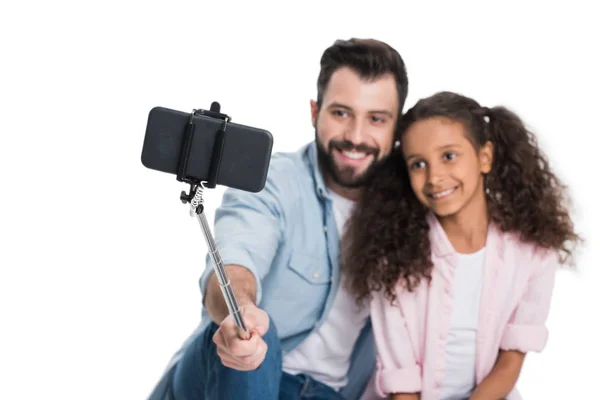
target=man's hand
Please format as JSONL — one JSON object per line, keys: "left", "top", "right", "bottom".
{"left": 212, "top": 303, "right": 270, "bottom": 371}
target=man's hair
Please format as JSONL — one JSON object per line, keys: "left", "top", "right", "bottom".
{"left": 317, "top": 38, "right": 409, "bottom": 113}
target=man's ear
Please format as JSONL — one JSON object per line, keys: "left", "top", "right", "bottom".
{"left": 310, "top": 100, "right": 319, "bottom": 127}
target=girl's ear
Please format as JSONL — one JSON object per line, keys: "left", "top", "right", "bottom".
{"left": 479, "top": 140, "right": 494, "bottom": 174}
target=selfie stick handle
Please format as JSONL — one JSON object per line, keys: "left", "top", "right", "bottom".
{"left": 191, "top": 184, "right": 250, "bottom": 339}
{"left": 178, "top": 102, "right": 250, "bottom": 339}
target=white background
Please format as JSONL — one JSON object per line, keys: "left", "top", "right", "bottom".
{"left": 1, "top": 1, "right": 598, "bottom": 399}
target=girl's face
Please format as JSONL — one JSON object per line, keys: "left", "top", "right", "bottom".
{"left": 401, "top": 116, "right": 493, "bottom": 219}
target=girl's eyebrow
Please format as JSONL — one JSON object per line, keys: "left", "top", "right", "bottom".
{"left": 404, "top": 153, "right": 420, "bottom": 163}
{"left": 405, "top": 144, "right": 462, "bottom": 162}
{"left": 436, "top": 143, "right": 462, "bottom": 151}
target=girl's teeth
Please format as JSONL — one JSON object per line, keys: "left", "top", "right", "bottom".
{"left": 432, "top": 188, "right": 455, "bottom": 198}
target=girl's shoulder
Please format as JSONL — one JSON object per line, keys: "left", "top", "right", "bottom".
{"left": 493, "top": 225, "right": 560, "bottom": 273}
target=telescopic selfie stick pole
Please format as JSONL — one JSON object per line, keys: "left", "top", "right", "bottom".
{"left": 177, "top": 102, "right": 249, "bottom": 339}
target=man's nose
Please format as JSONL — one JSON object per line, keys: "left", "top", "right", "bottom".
{"left": 343, "top": 118, "right": 367, "bottom": 145}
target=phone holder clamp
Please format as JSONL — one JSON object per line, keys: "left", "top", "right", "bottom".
{"left": 178, "top": 101, "right": 231, "bottom": 205}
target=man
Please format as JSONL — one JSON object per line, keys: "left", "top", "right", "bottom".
{"left": 148, "top": 38, "right": 409, "bottom": 400}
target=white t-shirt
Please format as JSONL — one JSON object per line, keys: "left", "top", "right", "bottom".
{"left": 282, "top": 189, "right": 370, "bottom": 390}
{"left": 439, "top": 248, "right": 486, "bottom": 400}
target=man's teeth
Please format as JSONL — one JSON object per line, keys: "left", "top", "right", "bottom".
{"left": 342, "top": 150, "right": 367, "bottom": 160}
{"left": 432, "top": 188, "right": 455, "bottom": 198}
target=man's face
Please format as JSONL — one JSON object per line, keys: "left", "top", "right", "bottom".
{"left": 312, "top": 66, "right": 399, "bottom": 189}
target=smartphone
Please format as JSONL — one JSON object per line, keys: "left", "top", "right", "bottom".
{"left": 141, "top": 106, "right": 273, "bottom": 193}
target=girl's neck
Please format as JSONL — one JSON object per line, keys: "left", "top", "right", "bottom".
{"left": 439, "top": 191, "right": 489, "bottom": 254}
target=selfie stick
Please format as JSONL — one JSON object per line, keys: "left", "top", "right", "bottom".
{"left": 177, "top": 102, "right": 250, "bottom": 340}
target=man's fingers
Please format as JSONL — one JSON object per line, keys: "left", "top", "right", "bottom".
{"left": 219, "top": 319, "right": 239, "bottom": 342}
{"left": 217, "top": 347, "right": 246, "bottom": 370}
{"left": 214, "top": 324, "right": 260, "bottom": 356}
{"left": 237, "top": 327, "right": 251, "bottom": 340}
{"left": 227, "top": 332, "right": 260, "bottom": 357}
{"left": 247, "top": 323, "right": 267, "bottom": 337}
{"left": 241, "top": 309, "right": 269, "bottom": 336}
{"left": 242, "top": 312, "right": 258, "bottom": 329}
{"left": 216, "top": 337, "right": 266, "bottom": 371}
{"left": 240, "top": 336, "right": 267, "bottom": 367}
{"left": 213, "top": 317, "right": 268, "bottom": 371}
{"left": 212, "top": 327, "right": 229, "bottom": 350}
{"left": 212, "top": 307, "right": 270, "bottom": 371}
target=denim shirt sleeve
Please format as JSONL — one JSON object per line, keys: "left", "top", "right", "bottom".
{"left": 198, "top": 161, "right": 287, "bottom": 306}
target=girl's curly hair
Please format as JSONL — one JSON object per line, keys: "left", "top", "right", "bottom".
{"left": 341, "top": 91, "right": 583, "bottom": 307}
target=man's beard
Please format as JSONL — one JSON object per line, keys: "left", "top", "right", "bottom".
{"left": 316, "top": 135, "right": 383, "bottom": 189}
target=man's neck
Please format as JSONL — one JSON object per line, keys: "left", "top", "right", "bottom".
{"left": 324, "top": 176, "right": 362, "bottom": 201}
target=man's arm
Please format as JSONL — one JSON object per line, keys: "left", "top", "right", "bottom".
{"left": 198, "top": 158, "right": 291, "bottom": 370}
{"left": 204, "top": 264, "right": 257, "bottom": 324}
{"left": 198, "top": 158, "right": 289, "bottom": 317}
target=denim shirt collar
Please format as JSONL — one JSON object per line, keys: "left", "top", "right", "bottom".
{"left": 305, "top": 141, "right": 331, "bottom": 201}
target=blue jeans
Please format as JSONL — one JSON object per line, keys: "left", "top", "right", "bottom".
{"left": 171, "top": 317, "right": 346, "bottom": 400}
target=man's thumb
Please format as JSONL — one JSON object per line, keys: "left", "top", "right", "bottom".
{"left": 242, "top": 307, "right": 269, "bottom": 336}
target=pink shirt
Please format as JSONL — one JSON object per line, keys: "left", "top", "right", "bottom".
{"left": 368, "top": 213, "right": 559, "bottom": 400}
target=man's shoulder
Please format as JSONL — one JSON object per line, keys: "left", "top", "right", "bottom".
{"left": 255, "top": 143, "right": 320, "bottom": 212}
{"left": 218, "top": 141, "right": 320, "bottom": 210}
{"left": 264, "top": 143, "right": 314, "bottom": 186}
{"left": 268, "top": 145, "right": 310, "bottom": 173}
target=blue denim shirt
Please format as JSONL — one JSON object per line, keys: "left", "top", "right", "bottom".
{"left": 197, "top": 141, "right": 375, "bottom": 399}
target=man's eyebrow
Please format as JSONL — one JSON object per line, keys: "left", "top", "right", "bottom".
{"left": 327, "top": 103, "right": 393, "bottom": 117}
{"left": 327, "top": 103, "right": 352, "bottom": 110}
{"left": 370, "top": 109, "right": 394, "bottom": 117}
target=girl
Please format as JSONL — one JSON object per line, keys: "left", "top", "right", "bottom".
{"left": 342, "top": 91, "right": 582, "bottom": 400}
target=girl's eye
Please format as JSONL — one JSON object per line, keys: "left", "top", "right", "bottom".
{"left": 443, "top": 152, "right": 456, "bottom": 161}
{"left": 411, "top": 160, "right": 426, "bottom": 170}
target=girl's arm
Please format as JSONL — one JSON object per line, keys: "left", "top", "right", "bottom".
{"left": 391, "top": 394, "right": 420, "bottom": 400}
{"left": 469, "top": 350, "right": 525, "bottom": 400}
{"left": 370, "top": 289, "right": 421, "bottom": 398}
{"left": 471, "top": 249, "right": 559, "bottom": 399}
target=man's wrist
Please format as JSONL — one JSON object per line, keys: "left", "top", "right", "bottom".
{"left": 225, "top": 265, "right": 257, "bottom": 306}
{"left": 237, "top": 296, "right": 256, "bottom": 309}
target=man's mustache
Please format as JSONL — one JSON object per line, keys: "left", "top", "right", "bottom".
{"left": 329, "top": 140, "right": 378, "bottom": 155}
